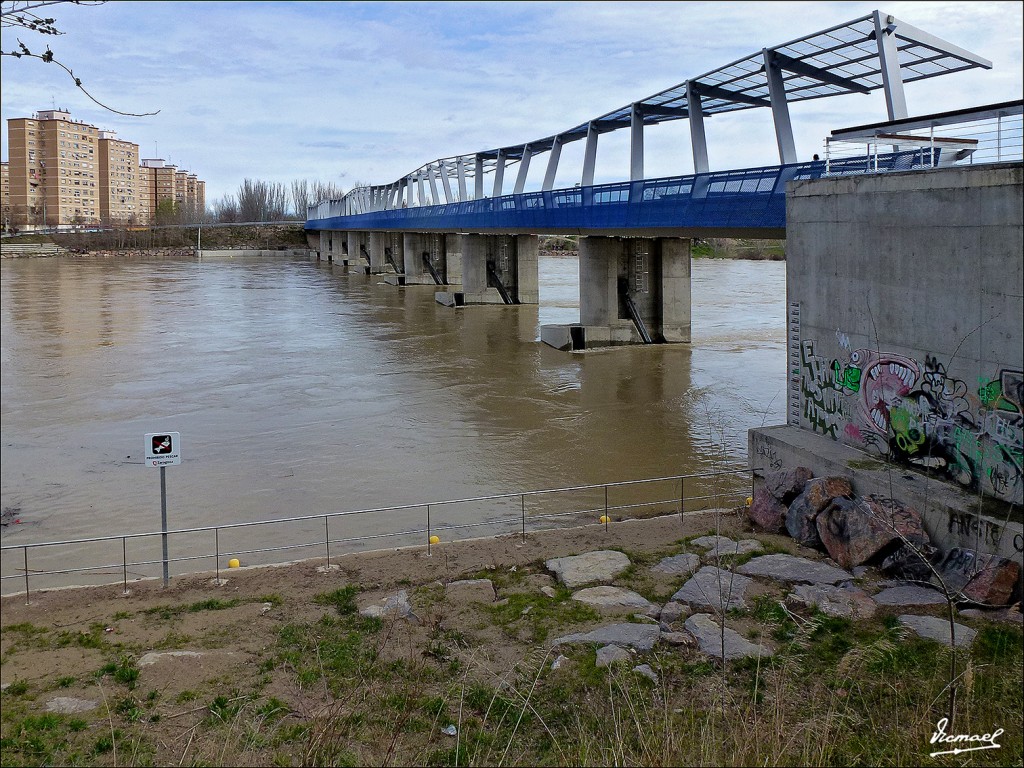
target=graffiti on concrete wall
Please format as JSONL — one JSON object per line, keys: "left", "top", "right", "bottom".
{"left": 800, "top": 336, "right": 1023, "bottom": 504}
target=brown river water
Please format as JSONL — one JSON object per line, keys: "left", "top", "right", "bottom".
{"left": 0, "top": 253, "right": 786, "bottom": 591}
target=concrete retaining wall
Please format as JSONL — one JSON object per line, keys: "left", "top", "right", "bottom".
{"left": 781, "top": 164, "right": 1023, "bottom": 507}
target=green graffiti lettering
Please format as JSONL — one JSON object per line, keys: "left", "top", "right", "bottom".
{"left": 978, "top": 378, "right": 1002, "bottom": 407}
{"left": 890, "top": 407, "right": 925, "bottom": 455}
{"left": 831, "top": 360, "right": 861, "bottom": 393}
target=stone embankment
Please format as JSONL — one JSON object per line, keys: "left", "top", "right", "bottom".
{"left": 749, "top": 466, "right": 1021, "bottom": 607}
{"left": 355, "top": 525, "right": 1021, "bottom": 674}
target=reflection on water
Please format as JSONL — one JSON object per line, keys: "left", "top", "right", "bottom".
{"left": 1, "top": 253, "right": 786, "bottom": 588}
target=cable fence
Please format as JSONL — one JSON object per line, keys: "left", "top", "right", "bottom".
{"left": 1, "top": 469, "right": 751, "bottom": 602}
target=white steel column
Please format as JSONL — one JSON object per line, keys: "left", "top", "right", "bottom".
{"left": 630, "top": 104, "right": 644, "bottom": 180}
{"left": 474, "top": 156, "right": 484, "bottom": 199}
{"left": 542, "top": 136, "right": 563, "bottom": 191}
{"left": 492, "top": 149, "right": 507, "bottom": 197}
{"left": 513, "top": 145, "right": 533, "bottom": 194}
{"left": 763, "top": 50, "right": 797, "bottom": 164}
{"left": 582, "top": 122, "right": 598, "bottom": 187}
{"left": 405, "top": 177, "right": 415, "bottom": 208}
{"left": 427, "top": 166, "right": 441, "bottom": 205}
{"left": 686, "top": 83, "right": 710, "bottom": 172}
{"left": 873, "top": 11, "right": 908, "bottom": 120}
{"left": 457, "top": 158, "right": 469, "bottom": 201}
{"left": 439, "top": 161, "right": 454, "bottom": 203}
{"left": 416, "top": 174, "right": 427, "bottom": 207}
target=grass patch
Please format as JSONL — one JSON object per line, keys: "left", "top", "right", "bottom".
{"left": 487, "top": 591, "right": 600, "bottom": 644}
{"left": 142, "top": 597, "right": 245, "bottom": 621}
{"left": 313, "top": 586, "right": 358, "bottom": 615}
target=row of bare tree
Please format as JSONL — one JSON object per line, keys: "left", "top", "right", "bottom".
{"left": 209, "top": 179, "right": 348, "bottom": 223}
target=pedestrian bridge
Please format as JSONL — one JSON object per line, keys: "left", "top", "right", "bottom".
{"left": 304, "top": 150, "right": 950, "bottom": 240}
{"left": 303, "top": 10, "right": 1007, "bottom": 349}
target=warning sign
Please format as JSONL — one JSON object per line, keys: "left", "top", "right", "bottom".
{"left": 144, "top": 432, "right": 182, "bottom": 467}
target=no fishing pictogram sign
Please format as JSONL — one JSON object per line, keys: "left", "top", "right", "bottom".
{"left": 144, "top": 432, "right": 181, "bottom": 467}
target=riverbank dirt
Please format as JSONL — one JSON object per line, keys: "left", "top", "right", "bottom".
{"left": 0, "top": 511, "right": 742, "bottom": 763}
{"left": 2, "top": 508, "right": 1020, "bottom": 767}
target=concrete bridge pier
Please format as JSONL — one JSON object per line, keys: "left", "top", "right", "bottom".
{"left": 317, "top": 231, "right": 333, "bottom": 262}
{"left": 345, "top": 231, "right": 369, "bottom": 270}
{"left": 436, "top": 234, "right": 538, "bottom": 306}
{"left": 541, "top": 236, "right": 691, "bottom": 350}
{"left": 402, "top": 233, "right": 450, "bottom": 286}
{"left": 368, "top": 231, "right": 406, "bottom": 276}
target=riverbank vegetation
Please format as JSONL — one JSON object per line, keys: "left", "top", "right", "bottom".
{"left": 1, "top": 516, "right": 1018, "bottom": 767}
{"left": 3, "top": 228, "right": 783, "bottom": 261}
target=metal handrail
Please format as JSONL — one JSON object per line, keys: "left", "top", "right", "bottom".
{"left": 0, "top": 469, "right": 750, "bottom": 601}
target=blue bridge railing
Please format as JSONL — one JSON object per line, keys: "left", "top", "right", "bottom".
{"left": 305, "top": 151, "right": 936, "bottom": 234}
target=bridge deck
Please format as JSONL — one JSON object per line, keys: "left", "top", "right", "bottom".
{"left": 305, "top": 152, "right": 932, "bottom": 238}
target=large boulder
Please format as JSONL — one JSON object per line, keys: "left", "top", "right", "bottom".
{"left": 684, "top": 613, "right": 772, "bottom": 661}
{"left": 785, "top": 476, "right": 853, "bottom": 548}
{"left": 651, "top": 553, "right": 701, "bottom": 576}
{"left": 571, "top": 586, "right": 659, "bottom": 617}
{"left": 898, "top": 615, "right": 977, "bottom": 648}
{"left": 788, "top": 583, "right": 877, "bottom": 619}
{"left": 671, "top": 566, "right": 753, "bottom": 611}
{"left": 736, "top": 554, "right": 852, "bottom": 585}
{"left": 935, "top": 548, "right": 1021, "bottom": 607}
{"left": 748, "top": 485, "right": 788, "bottom": 533}
{"left": 546, "top": 550, "right": 631, "bottom": 589}
{"left": 815, "top": 495, "right": 928, "bottom": 570}
{"left": 551, "top": 623, "right": 661, "bottom": 652}
{"left": 764, "top": 466, "right": 814, "bottom": 503}
{"left": 880, "top": 541, "right": 941, "bottom": 582}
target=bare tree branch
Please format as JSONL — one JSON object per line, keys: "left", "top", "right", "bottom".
{"left": 2, "top": 1, "right": 159, "bottom": 117}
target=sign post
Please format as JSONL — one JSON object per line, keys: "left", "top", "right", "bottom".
{"left": 145, "top": 432, "right": 181, "bottom": 587}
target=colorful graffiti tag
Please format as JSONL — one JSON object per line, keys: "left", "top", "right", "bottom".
{"left": 800, "top": 339, "right": 1023, "bottom": 504}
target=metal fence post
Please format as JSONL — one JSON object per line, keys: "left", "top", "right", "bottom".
{"left": 324, "top": 516, "right": 331, "bottom": 566}
{"left": 680, "top": 476, "right": 685, "bottom": 522}
{"left": 215, "top": 528, "right": 220, "bottom": 584}
{"left": 426, "top": 504, "right": 432, "bottom": 556}
{"left": 122, "top": 537, "right": 128, "bottom": 594}
{"left": 604, "top": 486, "right": 609, "bottom": 530}
{"left": 521, "top": 495, "right": 526, "bottom": 543}
{"left": 23, "top": 547, "right": 30, "bottom": 605}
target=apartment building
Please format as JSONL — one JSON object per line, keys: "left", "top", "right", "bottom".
{"left": 7, "top": 109, "right": 100, "bottom": 228}
{"left": 98, "top": 131, "right": 142, "bottom": 225}
{"left": 141, "top": 158, "right": 179, "bottom": 222}
{"left": 4, "top": 109, "right": 206, "bottom": 229}
{"left": 1, "top": 162, "right": 10, "bottom": 230}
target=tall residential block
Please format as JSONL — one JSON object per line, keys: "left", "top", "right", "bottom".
{"left": 1, "top": 161, "right": 10, "bottom": 229}
{"left": 4, "top": 108, "right": 206, "bottom": 230}
{"left": 98, "top": 131, "right": 142, "bottom": 224}
{"left": 7, "top": 109, "right": 100, "bottom": 227}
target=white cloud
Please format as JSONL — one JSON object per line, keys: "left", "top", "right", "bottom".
{"left": 2, "top": 0, "right": 1020, "bottom": 206}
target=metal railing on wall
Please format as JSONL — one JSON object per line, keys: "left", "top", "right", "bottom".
{"left": 824, "top": 102, "right": 1023, "bottom": 173}
{"left": 0, "top": 469, "right": 750, "bottom": 602}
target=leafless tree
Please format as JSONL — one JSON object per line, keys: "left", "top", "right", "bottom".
{"left": 1, "top": 0, "right": 158, "bottom": 116}
{"left": 291, "top": 179, "right": 348, "bottom": 218}
{"left": 236, "top": 179, "right": 288, "bottom": 222}
{"left": 211, "top": 194, "right": 240, "bottom": 223}
{"left": 311, "top": 180, "right": 346, "bottom": 204}
{"left": 290, "top": 179, "right": 310, "bottom": 219}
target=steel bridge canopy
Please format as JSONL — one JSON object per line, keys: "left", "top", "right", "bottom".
{"left": 311, "top": 9, "right": 993, "bottom": 217}
{"left": 416, "top": 10, "right": 990, "bottom": 180}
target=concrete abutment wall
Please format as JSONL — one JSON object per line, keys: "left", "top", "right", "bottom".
{"left": 751, "top": 163, "right": 1024, "bottom": 560}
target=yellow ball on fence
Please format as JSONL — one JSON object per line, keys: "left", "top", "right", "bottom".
{"left": 599, "top": 515, "right": 611, "bottom": 524}
{"left": 228, "top": 558, "right": 240, "bottom": 569}
{"left": 429, "top": 535, "right": 440, "bottom": 545}
{"left": 746, "top": 497, "right": 753, "bottom": 506}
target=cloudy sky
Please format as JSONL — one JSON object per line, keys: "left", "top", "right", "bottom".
{"left": 2, "top": 1, "right": 1021, "bottom": 209}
